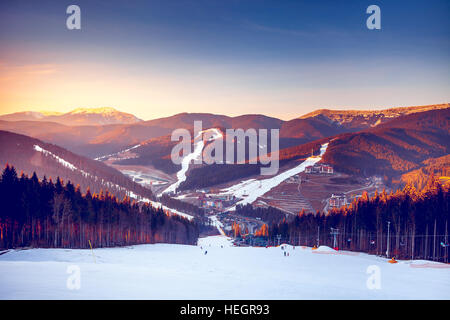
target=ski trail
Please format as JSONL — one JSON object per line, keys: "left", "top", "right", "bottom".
{"left": 160, "top": 128, "right": 222, "bottom": 195}
{"left": 209, "top": 215, "right": 226, "bottom": 236}
{"left": 220, "top": 142, "right": 329, "bottom": 210}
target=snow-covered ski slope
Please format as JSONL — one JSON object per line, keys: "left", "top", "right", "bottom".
{"left": 160, "top": 128, "right": 223, "bottom": 195}
{"left": 219, "top": 142, "right": 329, "bottom": 210}
{"left": 1, "top": 235, "right": 448, "bottom": 300}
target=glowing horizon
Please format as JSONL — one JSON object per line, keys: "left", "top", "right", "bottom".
{"left": 1, "top": 1, "right": 449, "bottom": 121}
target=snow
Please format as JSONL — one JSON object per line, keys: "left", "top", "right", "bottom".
{"left": 34, "top": 145, "right": 78, "bottom": 171}
{"left": 219, "top": 143, "right": 329, "bottom": 210}
{"left": 94, "top": 144, "right": 140, "bottom": 161}
{"left": 0, "top": 236, "right": 448, "bottom": 299}
{"left": 160, "top": 128, "right": 222, "bottom": 195}
{"left": 315, "top": 245, "right": 337, "bottom": 252}
{"left": 209, "top": 215, "right": 226, "bottom": 235}
{"left": 70, "top": 107, "right": 118, "bottom": 115}
{"left": 121, "top": 170, "right": 168, "bottom": 186}
{"left": 371, "top": 118, "right": 382, "bottom": 127}
{"left": 198, "top": 235, "right": 233, "bottom": 247}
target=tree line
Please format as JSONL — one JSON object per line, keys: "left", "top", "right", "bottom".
{"left": 234, "top": 204, "right": 287, "bottom": 224}
{"left": 0, "top": 164, "right": 199, "bottom": 249}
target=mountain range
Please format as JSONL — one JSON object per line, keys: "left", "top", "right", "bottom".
{"left": 0, "top": 107, "right": 142, "bottom": 126}
{"left": 1, "top": 104, "right": 446, "bottom": 159}
{"left": 321, "top": 108, "right": 450, "bottom": 179}
{"left": 0, "top": 103, "right": 448, "bottom": 195}
{"left": 298, "top": 104, "right": 449, "bottom": 130}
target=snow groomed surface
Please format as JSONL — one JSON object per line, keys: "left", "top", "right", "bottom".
{"left": 0, "top": 235, "right": 448, "bottom": 300}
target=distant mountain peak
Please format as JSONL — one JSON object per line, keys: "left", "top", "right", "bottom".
{"left": 37, "top": 111, "right": 64, "bottom": 116}
{"left": 61, "top": 107, "right": 143, "bottom": 125}
{"left": 69, "top": 107, "right": 121, "bottom": 115}
{"left": 0, "top": 107, "right": 143, "bottom": 126}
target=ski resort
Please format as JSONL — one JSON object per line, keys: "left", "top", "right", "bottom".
{"left": 1, "top": 0, "right": 449, "bottom": 304}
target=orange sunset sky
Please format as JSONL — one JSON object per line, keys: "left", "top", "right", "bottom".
{"left": 1, "top": 1, "right": 449, "bottom": 121}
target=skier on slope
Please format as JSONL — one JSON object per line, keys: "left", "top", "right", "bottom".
{"left": 205, "top": 250, "right": 208, "bottom": 255}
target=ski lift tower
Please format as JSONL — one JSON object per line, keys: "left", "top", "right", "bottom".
{"left": 386, "top": 221, "right": 391, "bottom": 258}
{"left": 330, "top": 228, "right": 339, "bottom": 249}
{"left": 317, "top": 226, "right": 320, "bottom": 247}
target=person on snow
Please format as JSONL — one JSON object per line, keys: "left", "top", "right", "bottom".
{"left": 205, "top": 251, "right": 208, "bottom": 255}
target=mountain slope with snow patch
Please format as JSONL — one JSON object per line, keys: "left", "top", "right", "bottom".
{"left": 217, "top": 142, "right": 329, "bottom": 209}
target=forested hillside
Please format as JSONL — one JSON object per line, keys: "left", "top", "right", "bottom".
{"left": 0, "top": 165, "right": 198, "bottom": 249}
{"left": 401, "top": 155, "right": 450, "bottom": 189}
